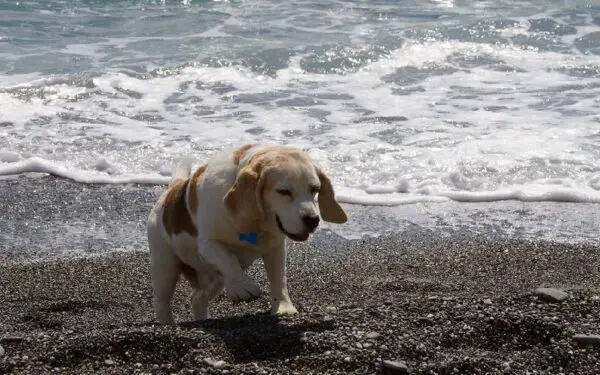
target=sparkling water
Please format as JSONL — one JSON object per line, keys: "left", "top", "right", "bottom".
{"left": 1, "top": 0, "right": 599, "bottom": 208}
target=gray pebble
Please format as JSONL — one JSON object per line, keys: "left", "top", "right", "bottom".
{"left": 381, "top": 360, "right": 409, "bottom": 375}
{"left": 0, "top": 344, "right": 4, "bottom": 357}
{"left": 573, "top": 334, "right": 600, "bottom": 346}
{"left": 534, "top": 288, "right": 568, "bottom": 303}
{"left": 366, "top": 331, "right": 381, "bottom": 339}
{"left": 204, "top": 357, "right": 227, "bottom": 368}
{"left": 104, "top": 359, "right": 115, "bottom": 366}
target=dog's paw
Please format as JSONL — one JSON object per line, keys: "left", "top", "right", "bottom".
{"left": 226, "top": 275, "right": 261, "bottom": 303}
{"left": 271, "top": 300, "right": 298, "bottom": 316}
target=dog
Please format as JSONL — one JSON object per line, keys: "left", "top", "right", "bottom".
{"left": 147, "top": 144, "right": 347, "bottom": 324}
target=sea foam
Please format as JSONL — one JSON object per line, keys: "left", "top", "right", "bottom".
{"left": 1, "top": 1, "right": 599, "bottom": 208}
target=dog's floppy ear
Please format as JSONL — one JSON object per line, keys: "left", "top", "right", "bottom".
{"left": 315, "top": 165, "right": 347, "bottom": 224}
{"left": 224, "top": 165, "right": 265, "bottom": 233}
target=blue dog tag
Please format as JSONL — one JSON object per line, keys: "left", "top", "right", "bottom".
{"left": 239, "top": 232, "right": 258, "bottom": 245}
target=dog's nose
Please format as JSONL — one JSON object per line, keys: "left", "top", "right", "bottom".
{"left": 302, "top": 215, "right": 320, "bottom": 231}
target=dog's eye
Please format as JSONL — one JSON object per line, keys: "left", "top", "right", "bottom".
{"left": 310, "top": 186, "right": 320, "bottom": 195}
{"left": 276, "top": 189, "right": 292, "bottom": 197}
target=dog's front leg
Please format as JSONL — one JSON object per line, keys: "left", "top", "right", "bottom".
{"left": 199, "top": 239, "right": 261, "bottom": 302}
{"left": 263, "top": 244, "right": 298, "bottom": 315}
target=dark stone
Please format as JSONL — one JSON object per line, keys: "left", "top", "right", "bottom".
{"left": 381, "top": 360, "right": 409, "bottom": 374}
{"left": 573, "top": 334, "right": 600, "bottom": 347}
{"left": 534, "top": 288, "right": 568, "bottom": 303}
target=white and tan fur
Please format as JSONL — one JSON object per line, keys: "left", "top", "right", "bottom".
{"left": 147, "top": 144, "right": 347, "bottom": 324}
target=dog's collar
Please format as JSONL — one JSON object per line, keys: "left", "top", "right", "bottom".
{"left": 239, "top": 232, "right": 258, "bottom": 245}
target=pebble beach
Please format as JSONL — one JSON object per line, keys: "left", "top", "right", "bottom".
{"left": 1, "top": 176, "right": 600, "bottom": 374}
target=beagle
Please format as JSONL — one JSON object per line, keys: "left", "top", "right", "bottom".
{"left": 147, "top": 144, "right": 347, "bottom": 324}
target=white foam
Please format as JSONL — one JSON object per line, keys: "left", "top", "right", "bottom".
{"left": 365, "top": 185, "right": 398, "bottom": 194}
{"left": 0, "top": 151, "right": 22, "bottom": 163}
{"left": 337, "top": 184, "right": 600, "bottom": 206}
{"left": 429, "top": 0, "right": 455, "bottom": 8}
{"left": 337, "top": 187, "right": 451, "bottom": 206}
{"left": 0, "top": 157, "right": 169, "bottom": 185}
{"left": 440, "top": 186, "right": 600, "bottom": 203}
{"left": 1, "top": 6, "right": 599, "bottom": 209}
{"left": 94, "top": 158, "right": 123, "bottom": 175}
{"left": 3, "top": 156, "right": 600, "bottom": 206}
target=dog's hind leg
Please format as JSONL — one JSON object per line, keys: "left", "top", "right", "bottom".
{"left": 149, "top": 235, "right": 181, "bottom": 325}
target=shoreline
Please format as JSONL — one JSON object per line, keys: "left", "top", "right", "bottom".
{"left": 2, "top": 233, "right": 600, "bottom": 374}
{"left": 1, "top": 175, "right": 600, "bottom": 263}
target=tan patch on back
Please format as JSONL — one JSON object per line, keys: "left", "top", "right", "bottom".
{"left": 232, "top": 144, "right": 256, "bottom": 165}
{"left": 162, "top": 178, "right": 197, "bottom": 238}
{"left": 188, "top": 164, "right": 207, "bottom": 215}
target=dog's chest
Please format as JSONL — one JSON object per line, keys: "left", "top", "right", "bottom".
{"left": 220, "top": 234, "right": 284, "bottom": 267}
{"left": 232, "top": 247, "right": 262, "bottom": 269}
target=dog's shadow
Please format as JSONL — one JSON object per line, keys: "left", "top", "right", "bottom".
{"left": 179, "top": 313, "right": 335, "bottom": 362}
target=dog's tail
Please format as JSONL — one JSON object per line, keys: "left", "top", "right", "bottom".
{"left": 170, "top": 156, "right": 195, "bottom": 184}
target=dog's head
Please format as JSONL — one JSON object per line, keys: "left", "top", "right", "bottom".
{"left": 224, "top": 146, "right": 347, "bottom": 241}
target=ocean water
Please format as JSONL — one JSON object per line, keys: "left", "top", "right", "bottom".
{"left": 1, "top": 1, "right": 600, "bottom": 226}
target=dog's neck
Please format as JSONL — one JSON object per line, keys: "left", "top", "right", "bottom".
{"left": 238, "top": 220, "right": 287, "bottom": 248}
{"left": 238, "top": 232, "right": 258, "bottom": 245}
